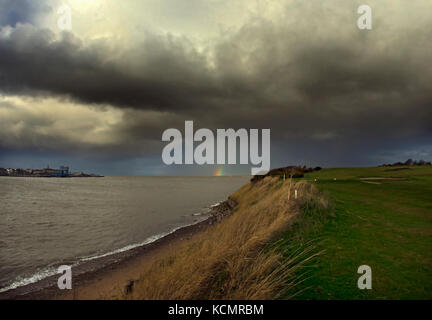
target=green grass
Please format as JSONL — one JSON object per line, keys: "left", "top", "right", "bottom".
{"left": 279, "top": 166, "right": 432, "bottom": 299}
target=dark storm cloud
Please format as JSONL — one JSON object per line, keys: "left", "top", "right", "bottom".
{"left": 1, "top": 0, "right": 432, "bottom": 169}
{"left": 0, "top": 25, "right": 220, "bottom": 112}
{"left": 1, "top": 22, "right": 430, "bottom": 121}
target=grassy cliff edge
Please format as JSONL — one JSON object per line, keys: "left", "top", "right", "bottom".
{"left": 122, "top": 177, "right": 329, "bottom": 299}
{"left": 122, "top": 165, "right": 431, "bottom": 300}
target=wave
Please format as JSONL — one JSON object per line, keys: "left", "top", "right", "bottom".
{"left": 0, "top": 214, "right": 212, "bottom": 294}
{"left": 0, "top": 263, "right": 78, "bottom": 293}
{"left": 80, "top": 217, "right": 208, "bottom": 262}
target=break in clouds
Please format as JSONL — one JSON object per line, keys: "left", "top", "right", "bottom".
{"left": 0, "top": 0, "right": 431, "bottom": 174}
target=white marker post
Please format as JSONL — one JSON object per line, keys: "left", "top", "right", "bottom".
{"left": 294, "top": 189, "right": 298, "bottom": 199}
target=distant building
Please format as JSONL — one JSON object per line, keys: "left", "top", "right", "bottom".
{"left": 0, "top": 165, "right": 71, "bottom": 177}
{"left": 15, "top": 168, "right": 26, "bottom": 175}
{"left": 31, "top": 169, "right": 45, "bottom": 176}
{"left": 36, "top": 165, "right": 70, "bottom": 177}
{"left": 60, "top": 166, "right": 70, "bottom": 177}
{"left": 43, "top": 168, "right": 56, "bottom": 176}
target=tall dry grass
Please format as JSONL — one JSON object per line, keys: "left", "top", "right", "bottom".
{"left": 122, "top": 177, "right": 328, "bottom": 300}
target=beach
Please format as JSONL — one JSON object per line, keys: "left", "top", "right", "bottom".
{"left": 0, "top": 199, "right": 236, "bottom": 300}
{"left": 1, "top": 176, "right": 331, "bottom": 300}
{"left": 0, "top": 176, "right": 249, "bottom": 298}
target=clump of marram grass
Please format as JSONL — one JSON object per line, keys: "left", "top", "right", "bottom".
{"left": 121, "top": 177, "right": 329, "bottom": 300}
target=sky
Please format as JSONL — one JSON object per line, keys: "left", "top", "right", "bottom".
{"left": 0, "top": 0, "right": 431, "bottom": 175}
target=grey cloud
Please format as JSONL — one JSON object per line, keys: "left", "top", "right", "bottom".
{"left": 0, "top": 25, "right": 219, "bottom": 112}
{"left": 0, "top": 0, "right": 432, "bottom": 168}
{"left": 0, "top": 0, "right": 52, "bottom": 27}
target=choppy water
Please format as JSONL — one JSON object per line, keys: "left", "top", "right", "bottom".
{"left": 0, "top": 176, "right": 249, "bottom": 292}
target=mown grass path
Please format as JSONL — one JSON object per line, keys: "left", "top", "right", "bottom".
{"left": 291, "top": 166, "right": 432, "bottom": 299}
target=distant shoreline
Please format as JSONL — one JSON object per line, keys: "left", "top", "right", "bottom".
{"left": 0, "top": 166, "right": 103, "bottom": 178}
{"left": 0, "top": 175, "right": 104, "bottom": 178}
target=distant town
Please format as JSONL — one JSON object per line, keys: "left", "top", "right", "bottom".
{"left": 0, "top": 165, "right": 103, "bottom": 178}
